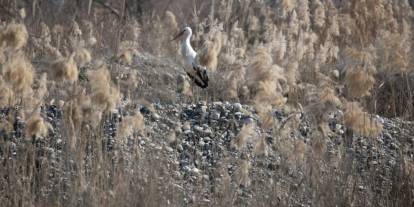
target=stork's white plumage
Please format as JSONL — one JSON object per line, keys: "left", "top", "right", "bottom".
{"left": 173, "top": 27, "right": 209, "bottom": 88}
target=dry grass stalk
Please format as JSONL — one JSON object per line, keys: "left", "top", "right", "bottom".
{"left": 120, "top": 71, "right": 139, "bottom": 98}
{"left": 279, "top": 112, "right": 301, "bottom": 138}
{"left": 259, "top": 110, "right": 277, "bottom": 130}
{"left": 253, "top": 135, "right": 268, "bottom": 156}
{"left": 19, "top": 8, "right": 26, "bottom": 19}
{"left": 282, "top": 0, "right": 297, "bottom": 16}
{"left": 83, "top": 21, "right": 97, "bottom": 46}
{"left": 345, "top": 66, "right": 375, "bottom": 98}
{"left": 199, "top": 40, "right": 218, "bottom": 71}
{"left": 70, "top": 20, "right": 82, "bottom": 38}
{"left": 68, "top": 88, "right": 92, "bottom": 130}
{"left": 312, "top": 130, "right": 326, "bottom": 157}
{"left": 344, "top": 102, "right": 383, "bottom": 137}
{"left": 235, "top": 159, "right": 251, "bottom": 187}
{"left": 231, "top": 123, "right": 254, "bottom": 150}
{"left": 165, "top": 11, "right": 179, "bottom": 34}
{"left": 118, "top": 49, "right": 134, "bottom": 65}
{"left": 0, "top": 78, "right": 13, "bottom": 107}
{"left": 295, "top": 140, "right": 307, "bottom": 163}
{"left": 199, "top": 35, "right": 222, "bottom": 72}
{"left": 123, "top": 19, "right": 140, "bottom": 42}
{"left": 33, "top": 73, "right": 48, "bottom": 104}
{"left": 248, "top": 15, "right": 260, "bottom": 34}
{"left": 52, "top": 24, "right": 64, "bottom": 48}
{"left": 312, "top": 0, "right": 326, "bottom": 29}
{"left": 163, "top": 11, "right": 180, "bottom": 57}
{"left": 50, "top": 54, "right": 79, "bottom": 83}
{"left": 343, "top": 47, "right": 374, "bottom": 65}
{"left": 197, "top": 21, "right": 223, "bottom": 68}
{"left": 0, "top": 116, "right": 13, "bottom": 133}
{"left": 3, "top": 53, "right": 34, "bottom": 93}
{"left": 247, "top": 47, "right": 287, "bottom": 107}
{"left": 224, "top": 63, "right": 245, "bottom": 100}
{"left": 118, "top": 42, "right": 138, "bottom": 65}
{"left": 279, "top": 136, "right": 307, "bottom": 167}
{"left": 137, "top": 97, "right": 155, "bottom": 113}
{"left": 87, "top": 67, "right": 121, "bottom": 112}
{"left": 0, "top": 2, "right": 413, "bottom": 205}
{"left": 285, "top": 61, "right": 298, "bottom": 88}
{"left": 39, "top": 22, "right": 51, "bottom": 45}
{"left": 0, "top": 23, "right": 28, "bottom": 50}
{"left": 44, "top": 44, "right": 62, "bottom": 59}
{"left": 320, "top": 87, "right": 342, "bottom": 108}
{"left": 74, "top": 48, "right": 92, "bottom": 66}
{"left": 118, "top": 113, "right": 145, "bottom": 143}
{"left": 167, "top": 130, "right": 177, "bottom": 144}
{"left": 26, "top": 114, "right": 49, "bottom": 139}
{"left": 304, "top": 87, "right": 341, "bottom": 131}
{"left": 177, "top": 74, "right": 192, "bottom": 97}
{"left": 214, "top": 162, "right": 231, "bottom": 196}
{"left": 0, "top": 49, "right": 5, "bottom": 64}
{"left": 375, "top": 30, "right": 411, "bottom": 74}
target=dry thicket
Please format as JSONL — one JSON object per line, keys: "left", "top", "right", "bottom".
{"left": 0, "top": 0, "right": 413, "bottom": 206}
{"left": 344, "top": 102, "right": 383, "bottom": 137}
{"left": 87, "top": 67, "right": 121, "bottom": 112}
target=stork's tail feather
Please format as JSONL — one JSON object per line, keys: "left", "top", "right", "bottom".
{"left": 187, "top": 65, "right": 209, "bottom": 89}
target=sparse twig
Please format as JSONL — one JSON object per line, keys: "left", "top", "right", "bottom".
{"left": 88, "top": 0, "right": 93, "bottom": 15}
{"left": 93, "top": 0, "right": 120, "bottom": 18}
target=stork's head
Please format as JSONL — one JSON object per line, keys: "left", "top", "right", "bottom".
{"left": 172, "top": 27, "right": 192, "bottom": 41}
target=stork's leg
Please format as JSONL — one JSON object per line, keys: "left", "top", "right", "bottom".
{"left": 206, "top": 89, "right": 209, "bottom": 104}
{"left": 193, "top": 84, "right": 200, "bottom": 103}
{"left": 206, "top": 90, "right": 213, "bottom": 103}
{"left": 191, "top": 84, "right": 195, "bottom": 103}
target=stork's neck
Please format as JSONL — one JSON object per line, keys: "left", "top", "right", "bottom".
{"left": 181, "top": 33, "right": 197, "bottom": 65}
{"left": 183, "top": 34, "right": 193, "bottom": 52}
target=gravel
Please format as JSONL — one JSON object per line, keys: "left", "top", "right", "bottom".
{"left": 1, "top": 101, "right": 413, "bottom": 205}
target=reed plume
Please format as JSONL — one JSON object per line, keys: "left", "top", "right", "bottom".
{"left": 231, "top": 123, "right": 255, "bottom": 150}
{"left": 50, "top": 54, "right": 79, "bottom": 83}
{"left": 26, "top": 114, "right": 49, "bottom": 139}
{"left": 344, "top": 102, "right": 383, "bottom": 137}
{"left": 0, "top": 23, "right": 28, "bottom": 50}
{"left": 87, "top": 66, "right": 121, "bottom": 112}
{"left": 3, "top": 53, "right": 34, "bottom": 93}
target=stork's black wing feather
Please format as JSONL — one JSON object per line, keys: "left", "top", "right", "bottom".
{"left": 186, "top": 64, "right": 209, "bottom": 89}
{"left": 186, "top": 71, "right": 207, "bottom": 88}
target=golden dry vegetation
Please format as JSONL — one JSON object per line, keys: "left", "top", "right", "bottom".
{"left": 0, "top": 0, "right": 414, "bottom": 206}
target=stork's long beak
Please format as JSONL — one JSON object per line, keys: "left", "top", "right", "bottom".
{"left": 172, "top": 30, "right": 185, "bottom": 41}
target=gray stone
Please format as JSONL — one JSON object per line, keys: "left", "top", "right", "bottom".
{"left": 204, "top": 128, "right": 212, "bottom": 136}
{"left": 233, "top": 103, "right": 243, "bottom": 111}
{"left": 243, "top": 117, "right": 254, "bottom": 124}
{"left": 177, "top": 144, "right": 184, "bottom": 152}
{"left": 235, "top": 112, "right": 243, "bottom": 119}
{"left": 390, "top": 143, "right": 399, "bottom": 150}
{"left": 183, "top": 123, "right": 191, "bottom": 131}
{"left": 199, "top": 140, "right": 205, "bottom": 147}
{"left": 194, "top": 125, "right": 204, "bottom": 134}
{"left": 139, "top": 140, "right": 145, "bottom": 145}
{"left": 213, "top": 101, "right": 222, "bottom": 106}
{"left": 201, "top": 105, "right": 208, "bottom": 113}
{"left": 165, "top": 146, "right": 174, "bottom": 152}
{"left": 210, "top": 111, "right": 221, "bottom": 120}
{"left": 151, "top": 113, "right": 161, "bottom": 120}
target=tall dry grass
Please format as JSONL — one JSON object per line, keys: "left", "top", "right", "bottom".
{"left": 0, "top": 0, "right": 413, "bottom": 206}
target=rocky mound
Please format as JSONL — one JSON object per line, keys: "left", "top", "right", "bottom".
{"left": 1, "top": 101, "right": 413, "bottom": 206}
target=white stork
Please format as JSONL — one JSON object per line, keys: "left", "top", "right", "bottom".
{"left": 172, "top": 27, "right": 209, "bottom": 88}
